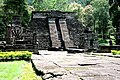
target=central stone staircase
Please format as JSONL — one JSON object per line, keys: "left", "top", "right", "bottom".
{"left": 48, "top": 19, "right": 61, "bottom": 48}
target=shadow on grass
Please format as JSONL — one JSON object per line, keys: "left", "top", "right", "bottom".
{"left": 0, "top": 58, "right": 31, "bottom": 62}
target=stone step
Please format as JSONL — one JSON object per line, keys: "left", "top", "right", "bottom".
{"left": 64, "top": 41, "right": 74, "bottom": 48}
{"left": 59, "top": 19, "right": 74, "bottom": 48}
{"left": 51, "top": 40, "right": 61, "bottom": 48}
{"left": 48, "top": 20, "right": 61, "bottom": 48}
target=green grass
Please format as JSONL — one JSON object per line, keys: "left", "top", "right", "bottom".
{"left": 0, "top": 61, "right": 42, "bottom": 80}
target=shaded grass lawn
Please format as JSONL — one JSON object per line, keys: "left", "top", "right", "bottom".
{"left": 0, "top": 61, "right": 42, "bottom": 80}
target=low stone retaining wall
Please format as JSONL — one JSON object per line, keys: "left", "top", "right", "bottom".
{"left": 98, "top": 45, "right": 120, "bottom": 53}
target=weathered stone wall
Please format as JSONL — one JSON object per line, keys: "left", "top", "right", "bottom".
{"left": 66, "top": 18, "right": 85, "bottom": 48}
{"left": 29, "top": 18, "right": 50, "bottom": 50}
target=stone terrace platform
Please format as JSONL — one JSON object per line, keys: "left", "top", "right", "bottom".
{"left": 32, "top": 50, "right": 120, "bottom": 80}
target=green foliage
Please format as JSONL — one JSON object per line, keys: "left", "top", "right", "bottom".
{"left": 81, "top": 5, "right": 94, "bottom": 28}
{"left": 0, "top": 1, "right": 5, "bottom": 40}
{"left": 0, "top": 16, "right": 6, "bottom": 40}
{"left": 98, "top": 37, "right": 116, "bottom": 46}
{"left": 33, "top": 0, "right": 69, "bottom": 11}
{"left": 109, "top": 0, "right": 120, "bottom": 34}
{"left": 98, "top": 38, "right": 109, "bottom": 46}
{"left": 90, "top": 0, "right": 110, "bottom": 39}
{"left": 2, "top": 0, "right": 30, "bottom": 27}
{"left": 73, "top": 0, "right": 92, "bottom": 6}
{"left": 111, "top": 50, "right": 120, "bottom": 55}
{"left": 0, "top": 51, "right": 32, "bottom": 60}
{"left": 68, "top": 2, "right": 83, "bottom": 11}
{"left": 0, "top": 0, "right": 4, "bottom": 14}
{"left": 98, "top": 38, "right": 108, "bottom": 43}
{"left": 68, "top": 0, "right": 112, "bottom": 40}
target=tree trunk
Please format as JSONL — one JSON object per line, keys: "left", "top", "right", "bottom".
{"left": 93, "top": 19, "right": 96, "bottom": 33}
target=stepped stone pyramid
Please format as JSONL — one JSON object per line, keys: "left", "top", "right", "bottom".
{"left": 29, "top": 10, "right": 98, "bottom": 50}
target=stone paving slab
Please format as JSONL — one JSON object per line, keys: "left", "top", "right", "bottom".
{"left": 32, "top": 51, "right": 120, "bottom": 80}
{"left": 82, "top": 75, "right": 116, "bottom": 80}
{"left": 31, "top": 54, "right": 44, "bottom": 60}
{"left": 32, "top": 60, "right": 59, "bottom": 73}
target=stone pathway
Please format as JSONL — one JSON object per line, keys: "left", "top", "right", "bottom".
{"left": 32, "top": 50, "right": 120, "bottom": 80}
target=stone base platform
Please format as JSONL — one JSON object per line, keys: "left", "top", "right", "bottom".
{"left": 31, "top": 50, "right": 120, "bottom": 80}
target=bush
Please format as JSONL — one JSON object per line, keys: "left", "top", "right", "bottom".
{"left": 98, "top": 38, "right": 116, "bottom": 46}
{"left": 99, "top": 43, "right": 109, "bottom": 46}
{"left": 98, "top": 38, "right": 109, "bottom": 46}
{"left": 111, "top": 50, "right": 120, "bottom": 55}
{"left": 0, "top": 51, "right": 32, "bottom": 60}
{"left": 98, "top": 38, "right": 108, "bottom": 43}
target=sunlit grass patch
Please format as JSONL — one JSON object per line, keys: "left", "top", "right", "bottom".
{"left": 0, "top": 61, "right": 25, "bottom": 80}
{"left": 0, "top": 61, "right": 42, "bottom": 80}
